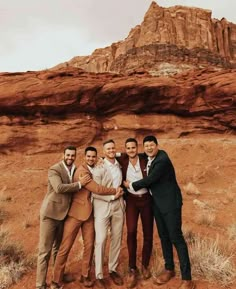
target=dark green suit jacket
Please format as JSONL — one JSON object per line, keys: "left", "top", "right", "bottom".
{"left": 132, "top": 150, "right": 182, "bottom": 214}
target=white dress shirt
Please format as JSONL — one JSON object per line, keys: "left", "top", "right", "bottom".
{"left": 126, "top": 158, "right": 147, "bottom": 195}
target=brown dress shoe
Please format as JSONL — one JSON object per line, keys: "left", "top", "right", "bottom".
{"left": 141, "top": 266, "right": 151, "bottom": 280}
{"left": 79, "top": 275, "right": 94, "bottom": 287}
{"left": 62, "top": 273, "right": 75, "bottom": 283}
{"left": 179, "top": 280, "right": 195, "bottom": 289}
{"left": 153, "top": 269, "right": 175, "bottom": 285}
{"left": 96, "top": 278, "right": 107, "bottom": 289}
{"left": 126, "top": 269, "right": 138, "bottom": 288}
{"left": 109, "top": 271, "right": 124, "bottom": 286}
{"left": 50, "top": 281, "right": 63, "bottom": 289}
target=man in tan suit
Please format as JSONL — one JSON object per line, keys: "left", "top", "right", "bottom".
{"left": 51, "top": 146, "right": 123, "bottom": 289}
{"left": 36, "top": 146, "right": 90, "bottom": 289}
{"left": 93, "top": 139, "right": 125, "bottom": 289}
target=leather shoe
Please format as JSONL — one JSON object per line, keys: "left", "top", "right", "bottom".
{"left": 79, "top": 275, "right": 94, "bottom": 287}
{"left": 50, "top": 281, "right": 63, "bottom": 289}
{"left": 141, "top": 265, "right": 151, "bottom": 280}
{"left": 109, "top": 271, "right": 124, "bottom": 286}
{"left": 62, "top": 273, "right": 75, "bottom": 283}
{"left": 178, "top": 280, "right": 195, "bottom": 289}
{"left": 126, "top": 268, "right": 138, "bottom": 288}
{"left": 96, "top": 278, "right": 107, "bottom": 289}
{"left": 153, "top": 269, "right": 175, "bottom": 285}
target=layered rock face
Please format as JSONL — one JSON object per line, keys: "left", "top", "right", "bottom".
{"left": 0, "top": 68, "right": 235, "bottom": 153}
{"left": 54, "top": 2, "right": 236, "bottom": 74}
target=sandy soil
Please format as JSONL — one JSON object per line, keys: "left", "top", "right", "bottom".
{"left": 1, "top": 135, "right": 236, "bottom": 289}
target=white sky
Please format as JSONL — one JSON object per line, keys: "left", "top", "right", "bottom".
{"left": 0, "top": 0, "right": 235, "bottom": 72}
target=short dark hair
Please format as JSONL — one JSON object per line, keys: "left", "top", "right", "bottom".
{"left": 85, "top": 146, "right": 97, "bottom": 155}
{"left": 64, "top": 145, "right": 76, "bottom": 153}
{"left": 103, "top": 139, "right": 115, "bottom": 146}
{"left": 143, "top": 135, "right": 158, "bottom": 145}
{"left": 125, "top": 138, "right": 138, "bottom": 146}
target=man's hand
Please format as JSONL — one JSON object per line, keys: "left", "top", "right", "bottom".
{"left": 114, "top": 187, "right": 124, "bottom": 199}
{"left": 78, "top": 174, "right": 91, "bottom": 186}
{"left": 96, "top": 157, "right": 104, "bottom": 167}
{"left": 123, "top": 180, "right": 130, "bottom": 189}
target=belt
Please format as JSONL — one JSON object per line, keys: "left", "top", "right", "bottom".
{"left": 128, "top": 192, "right": 149, "bottom": 198}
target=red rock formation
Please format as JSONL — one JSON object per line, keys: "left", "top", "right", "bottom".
{"left": 54, "top": 2, "right": 236, "bottom": 74}
{"left": 0, "top": 67, "right": 235, "bottom": 153}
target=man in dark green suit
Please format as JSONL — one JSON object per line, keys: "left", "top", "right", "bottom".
{"left": 124, "top": 136, "right": 195, "bottom": 289}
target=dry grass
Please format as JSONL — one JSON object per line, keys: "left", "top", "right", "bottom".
{"left": 227, "top": 224, "right": 236, "bottom": 240}
{"left": 0, "top": 207, "right": 8, "bottom": 224}
{"left": 152, "top": 249, "right": 164, "bottom": 277}
{"left": 183, "top": 182, "right": 201, "bottom": 195}
{"left": 195, "top": 210, "right": 216, "bottom": 226}
{"left": 0, "top": 229, "right": 35, "bottom": 289}
{"left": 0, "top": 186, "right": 12, "bottom": 202}
{"left": 189, "top": 234, "right": 236, "bottom": 287}
{"left": 193, "top": 199, "right": 208, "bottom": 209}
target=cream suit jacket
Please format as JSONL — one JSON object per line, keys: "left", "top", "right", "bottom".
{"left": 92, "top": 164, "right": 125, "bottom": 218}
{"left": 68, "top": 162, "right": 117, "bottom": 221}
{"left": 40, "top": 161, "right": 80, "bottom": 221}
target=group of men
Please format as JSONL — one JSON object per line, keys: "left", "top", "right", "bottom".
{"left": 36, "top": 136, "right": 195, "bottom": 289}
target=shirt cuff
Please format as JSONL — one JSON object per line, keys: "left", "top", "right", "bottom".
{"left": 78, "top": 181, "right": 82, "bottom": 189}
{"left": 111, "top": 195, "right": 115, "bottom": 200}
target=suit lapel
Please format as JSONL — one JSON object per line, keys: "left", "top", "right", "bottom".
{"left": 59, "top": 162, "right": 71, "bottom": 183}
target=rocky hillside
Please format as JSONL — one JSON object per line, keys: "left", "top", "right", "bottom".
{"left": 0, "top": 67, "right": 235, "bottom": 153}
{"left": 53, "top": 1, "right": 236, "bottom": 75}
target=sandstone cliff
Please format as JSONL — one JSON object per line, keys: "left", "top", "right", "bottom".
{"left": 0, "top": 68, "right": 235, "bottom": 153}
{"left": 54, "top": 2, "right": 236, "bottom": 75}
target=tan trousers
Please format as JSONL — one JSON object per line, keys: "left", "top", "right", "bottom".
{"left": 53, "top": 214, "right": 95, "bottom": 284}
{"left": 36, "top": 215, "right": 64, "bottom": 288}
{"left": 94, "top": 200, "right": 124, "bottom": 279}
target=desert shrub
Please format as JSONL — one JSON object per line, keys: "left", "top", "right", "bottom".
{"left": 0, "top": 229, "right": 35, "bottom": 288}
{"left": 189, "top": 234, "right": 236, "bottom": 286}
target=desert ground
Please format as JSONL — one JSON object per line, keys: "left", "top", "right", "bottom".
{"left": 0, "top": 133, "right": 235, "bottom": 289}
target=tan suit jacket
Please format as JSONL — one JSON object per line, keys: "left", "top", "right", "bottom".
{"left": 40, "top": 161, "right": 80, "bottom": 220}
{"left": 68, "top": 162, "right": 117, "bottom": 221}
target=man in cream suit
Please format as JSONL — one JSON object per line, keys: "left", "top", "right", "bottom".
{"left": 36, "top": 146, "right": 90, "bottom": 289}
{"left": 51, "top": 146, "right": 123, "bottom": 289}
{"left": 93, "top": 139, "right": 125, "bottom": 289}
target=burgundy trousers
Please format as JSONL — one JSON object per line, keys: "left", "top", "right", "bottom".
{"left": 126, "top": 192, "right": 154, "bottom": 269}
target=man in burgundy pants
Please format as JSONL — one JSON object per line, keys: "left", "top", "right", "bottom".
{"left": 117, "top": 138, "right": 153, "bottom": 288}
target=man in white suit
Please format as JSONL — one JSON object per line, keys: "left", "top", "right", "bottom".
{"left": 92, "top": 139, "right": 125, "bottom": 289}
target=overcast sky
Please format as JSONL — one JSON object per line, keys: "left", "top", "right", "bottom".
{"left": 0, "top": 0, "right": 235, "bottom": 72}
